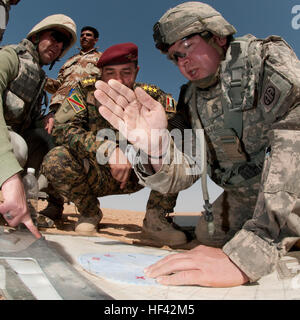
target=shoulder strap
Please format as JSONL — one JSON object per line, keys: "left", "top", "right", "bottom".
{"left": 222, "top": 35, "right": 260, "bottom": 138}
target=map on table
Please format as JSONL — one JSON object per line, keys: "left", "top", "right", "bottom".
{"left": 78, "top": 252, "right": 164, "bottom": 286}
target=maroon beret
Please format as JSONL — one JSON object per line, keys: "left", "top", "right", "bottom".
{"left": 97, "top": 42, "right": 138, "bottom": 68}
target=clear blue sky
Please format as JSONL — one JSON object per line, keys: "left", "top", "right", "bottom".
{"left": 3, "top": 0, "right": 300, "bottom": 212}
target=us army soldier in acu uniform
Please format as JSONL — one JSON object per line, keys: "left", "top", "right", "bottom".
{"left": 0, "top": 14, "right": 77, "bottom": 236}
{"left": 41, "top": 43, "right": 186, "bottom": 244}
{"left": 95, "top": 2, "right": 300, "bottom": 287}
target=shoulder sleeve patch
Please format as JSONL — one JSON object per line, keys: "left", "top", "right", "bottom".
{"left": 260, "top": 71, "right": 292, "bottom": 115}
{"left": 260, "top": 77, "right": 281, "bottom": 112}
{"left": 54, "top": 87, "right": 87, "bottom": 123}
{"left": 67, "top": 88, "right": 87, "bottom": 114}
{"left": 165, "top": 95, "right": 177, "bottom": 113}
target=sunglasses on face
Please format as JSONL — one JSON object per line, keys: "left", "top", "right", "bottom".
{"left": 49, "top": 30, "right": 71, "bottom": 48}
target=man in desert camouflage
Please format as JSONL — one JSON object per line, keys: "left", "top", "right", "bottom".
{"left": 44, "top": 25, "right": 102, "bottom": 128}
{"left": 0, "top": 14, "right": 77, "bottom": 237}
{"left": 41, "top": 43, "right": 186, "bottom": 244}
{"left": 0, "top": 0, "right": 21, "bottom": 42}
{"left": 94, "top": 2, "right": 300, "bottom": 287}
{"left": 38, "top": 26, "right": 101, "bottom": 221}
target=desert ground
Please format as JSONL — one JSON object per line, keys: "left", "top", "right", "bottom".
{"left": 0, "top": 195, "right": 201, "bottom": 251}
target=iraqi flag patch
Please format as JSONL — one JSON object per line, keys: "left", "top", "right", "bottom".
{"left": 165, "top": 95, "right": 176, "bottom": 113}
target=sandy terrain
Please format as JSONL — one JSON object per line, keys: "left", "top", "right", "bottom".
{"left": 38, "top": 200, "right": 201, "bottom": 250}
{"left": 0, "top": 195, "right": 201, "bottom": 251}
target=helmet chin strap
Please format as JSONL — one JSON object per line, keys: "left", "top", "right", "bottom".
{"left": 49, "top": 58, "right": 59, "bottom": 70}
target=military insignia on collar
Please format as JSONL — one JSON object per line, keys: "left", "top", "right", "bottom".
{"left": 67, "top": 90, "right": 86, "bottom": 113}
{"left": 165, "top": 95, "right": 176, "bottom": 113}
{"left": 261, "top": 78, "right": 281, "bottom": 112}
{"left": 80, "top": 77, "right": 97, "bottom": 88}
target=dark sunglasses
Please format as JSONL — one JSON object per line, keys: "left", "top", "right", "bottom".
{"left": 50, "top": 30, "right": 71, "bottom": 47}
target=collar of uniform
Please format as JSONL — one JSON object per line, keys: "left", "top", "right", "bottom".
{"left": 78, "top": 47, "right": 99, "bottom": 55}
{"left": 193, "top": 80, "right": 222, "bottom": 100}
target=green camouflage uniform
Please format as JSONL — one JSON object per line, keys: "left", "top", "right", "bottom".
{"left": 134, "top": 35, "right": 300, "bottom": 282}
{"left": 41, "top": 78, "right": 178, "bottom": 219}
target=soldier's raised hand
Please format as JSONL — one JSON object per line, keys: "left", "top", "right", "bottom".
{"left": 94, "top": 79, "right": 169, "bottom": 157}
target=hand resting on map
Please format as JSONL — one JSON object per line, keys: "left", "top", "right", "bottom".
{"left": 144, "top": 245, "right": 249, "bottom": 288}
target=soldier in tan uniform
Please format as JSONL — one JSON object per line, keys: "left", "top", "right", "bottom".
{"left": 0, "top": 0, "right": 21, "bottom": 42}
{"left": 94, "top": 2, "right": 300, "bottom": 287}
{"left": 41, "top": 43, "right": 186, "bottom": 245}
{"left": 0, "top": 14, "right": 77, "bottom": 237}
{"left": 39, "top": 26, "right": 102, "bottom": 221}
{"left": 45, "top": 26, "right": 102, "bottom": 122}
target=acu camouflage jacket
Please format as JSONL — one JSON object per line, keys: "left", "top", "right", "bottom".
{"left": 133, "top": 35, "right": 300, "bottom": 282}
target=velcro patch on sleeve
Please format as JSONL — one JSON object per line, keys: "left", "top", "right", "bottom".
{"left": 165, "top": 95, "right": 177, "bottom": 113}
{"left": 260, "top": 70, "right": 292, "bottom": 117}
{"left": 67, "top": 89, "right": 86, "bottom": 113}
{"left": 260, "top": 78, "right": 281, "bottom": 113}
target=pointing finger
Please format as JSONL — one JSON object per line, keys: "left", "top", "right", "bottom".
{"left": 23, "top": 218, "right": 42, "bottom": 239}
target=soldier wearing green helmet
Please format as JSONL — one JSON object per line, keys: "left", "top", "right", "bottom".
{"left": 153, "top": 1, "right": 236, "bottom": 53}
{"left": 94, "top": 1, "right": 300, "bottom": 287}
{"left": 0, "top": 14, "right": 77, "bottom": 237}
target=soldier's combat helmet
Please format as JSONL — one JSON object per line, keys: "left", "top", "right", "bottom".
{"left": 153, "top": 1, "right": 236, "bottom": 52}
{"left": 26, "top": 14, "right": 77, "bottom": 58}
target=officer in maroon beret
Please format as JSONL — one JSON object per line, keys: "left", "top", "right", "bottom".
{"left": 97, "top": 42, "right": 139, "bottom": 89}
{"left": 41, "top": 43, "right": 185, "bottom": 247}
